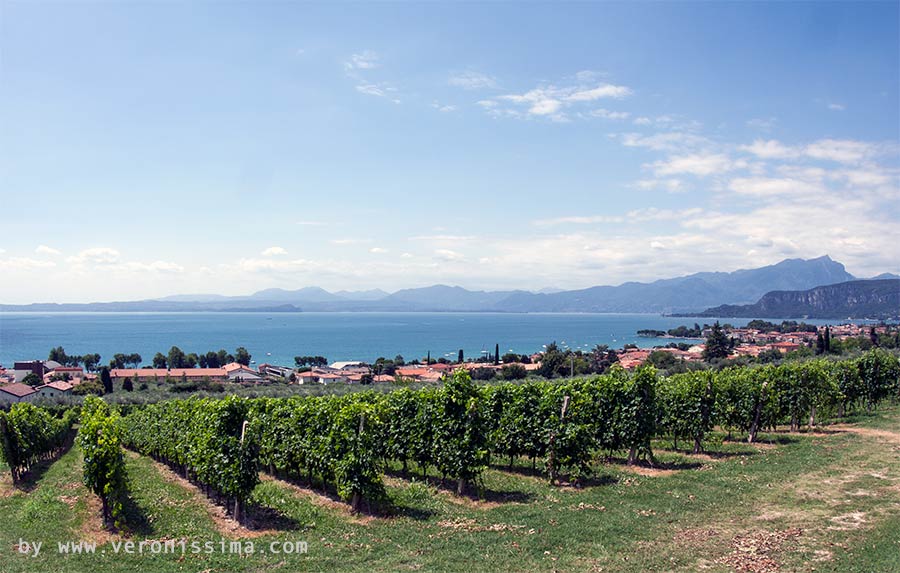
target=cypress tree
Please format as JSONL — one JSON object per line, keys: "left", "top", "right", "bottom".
{"left": 100, "top": 367, "right": 113, "bottom": 394}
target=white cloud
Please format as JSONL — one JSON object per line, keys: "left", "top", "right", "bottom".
{"left": 739, "top": 137, "right": 889, "bottom": 166}
{"left": 356, "top": 83, "right": 399, "bottom": 102}
{"left": 739, "top": 139, "right": 801, "bottom": 160}
{"left": 828, "top": 102, "right": 846, "bottom": 111}
{"left": 535, "top": 208, "right": 702, "bottom": 226}
{"left": 35, "top": 245, "right": 61, "bottom": 256}
{"left": 634, "top": 178, "right": 684, "bottom": 193}
{"left": 565, "top": 84, "right": 632, "bottom": 101}
{"left": 434, "top": 249, "right": 465, "bottom": 261}
{"left": 331, "top": 238, "right": 371, "bottom": 245}
{"left": 589, "top": 108, "right": 630, "bottom": 120}
{"left": 621, "top": 131, "right": 709, "bottom": 152}
{"left": 120, "top": 261, "right": 184, "bottom": 274}
{"left": 626, "top": 207, "right": 704, "bottom": 222}
{"left": 345, "top": 51, "right": 379, "bottom": 71}
{"left": 448, "top": 71, "right": 497, "bottom": 90}
{"left": 296, "top": 220, "right": 326, "bottom": 226}
{"left": 261, "top": 246, "right": 288, "bottom": 257}
{"left": 479, "top": 78, "right": 632, "bottom": 121}
{"left": 534, "top": 215, "right": 625, "bottom": 226}
{"left": 369, "top": 247, "right": 388, "bottom": 254}
{"left": 67, "top": 247, "right": 121, "bottom": 266}
{"left": 838, "top": 167, "right": 894, "bottom": 188}
{"left": 237, "top": 258, "right": 313, "bottom": 274}
{"left": 652, "top": 153, "right": 736, "bottom": 177}
{"left": 728, "top": 177, "right": 821, "bottom": 198}
{"left": 805, "top": 139, "right": 874, "bottom": 164}
{"left": 401, "top": 252, "right": 413, "bottom": 259}
{"left": 431, "top": 102, "right": 457, "bottom": 113}
{"left": 0, "top": 257, "right": 57, "bottom": 271}
{"left": 63, "top": 247, "right": 183, "bottom": 276}
{"left": 630, "top": 114, "right": 702, "bottom": 131}
{"left": 410, "top": 234, "right": 476, "bottom": 242}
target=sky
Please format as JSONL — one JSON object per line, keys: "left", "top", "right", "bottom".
{"left": 0, "top": 1, "right": 898, "bottom": 303}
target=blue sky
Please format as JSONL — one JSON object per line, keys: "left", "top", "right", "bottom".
{"left": 1, "top": 1, "right": 898, "bottom": 303}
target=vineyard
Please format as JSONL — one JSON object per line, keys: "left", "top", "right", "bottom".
{"left": 1, "top": 349, "right": 899, "bottom": 572}
{"left": 122, "top": 349, "right": 897, "bottom": 512}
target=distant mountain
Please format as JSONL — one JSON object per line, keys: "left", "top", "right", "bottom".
{"left": 380, "top": 285, "right": 527, "bottom": 311}
{"left": 869, "top": 272, "right": 900, "bottom": 280}
{"left": 247, "top": 287, "right": 341, "bottom": 303}
{"left": 493, "top": 255, "right": 855, "bottom": 313}
{"left": 0, "top": 256, "right": 878, "bottom": 314}
{"left": 333, "top": 289, "right": 390, "bottom": 301}
{"left": 155, "top": 293, "right": 232, "bottom": 302}
{"left": 692, "top": 279, "right": 900, "bottom": 319}
{"left": 0, "top": 301, "right": 302, "bottom": 312}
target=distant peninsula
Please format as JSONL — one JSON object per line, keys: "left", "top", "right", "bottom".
{"left": 685, "top": 279, "right": 900, "bottom": 320}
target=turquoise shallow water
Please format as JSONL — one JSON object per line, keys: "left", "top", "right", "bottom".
{"left": 0, "top": 312, "right": 838, "bottom": 367}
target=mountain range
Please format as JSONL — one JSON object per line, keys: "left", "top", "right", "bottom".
{"left": 2, "top": 255, "right": 892, "bottom": 317}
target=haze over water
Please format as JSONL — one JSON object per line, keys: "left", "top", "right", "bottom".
{"left": 0, "top": 312, "right": 843, "bottom": 367}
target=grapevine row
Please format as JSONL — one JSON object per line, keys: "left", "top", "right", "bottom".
{"left": 0, "top": 403, "right": 76, "bottom": 483}
{"left": 112, "top": 349, "right": 898, "bottom": 513}
{"left": 120, "top": 395, "right": 258, "bottom": 520}
{"left": 78, "top": 396, "right": 128, "bottom": 528}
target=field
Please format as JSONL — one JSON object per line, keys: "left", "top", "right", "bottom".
{"left": 1, "top": 405, "right": 898, "bottom": 572}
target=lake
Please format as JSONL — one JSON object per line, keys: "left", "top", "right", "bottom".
{"left": 0, "top": 312, "right": 839, "bottom": 367}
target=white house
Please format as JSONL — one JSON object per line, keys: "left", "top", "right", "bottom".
{"left": 36, "top": 380, "right": 74, "bottom": 399}
{"left": 223, "top": 362, "right": 264, "bottom": 382}
{"left": 0, "top": 383, "right": 38, "bottom": 404}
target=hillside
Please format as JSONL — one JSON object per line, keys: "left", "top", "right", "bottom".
{"left": 694, "top": 279, "right": 900, "bottom": 319}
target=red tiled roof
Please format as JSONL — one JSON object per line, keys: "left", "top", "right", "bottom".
{"left": 110, "top": 368, "right": 227, "bottom": 378}
{"left": 223, "top": 362, "right": 255, "bottom": 373}
{"left": 43, "top": 381, "right": 73, "bottom": 391}
{"left": 1, "top": 383, "right": 37, "bottom": 397}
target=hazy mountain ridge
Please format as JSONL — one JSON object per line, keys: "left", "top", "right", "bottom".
{"left": 691, "top": 279, "right": 900, "bottom": 319}
{"left": 0, "top": 256, "right": 879, "bottom": 314}
{"left": 491, "top": 255, "right": 855, "bottom": 313}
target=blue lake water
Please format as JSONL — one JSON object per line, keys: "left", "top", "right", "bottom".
{"left": 0, "top": 312, "right": 840, "bottom": 368}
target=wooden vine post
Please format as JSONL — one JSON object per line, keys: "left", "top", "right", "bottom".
{"left": 748, "top": 380, "right": 768, "bottom": 444}
{"left": 351, "top": 414, "right": 365, "bottom": 512}
{"left": 234, "top": 419, "right": 249, "bottom": 523}
{"left": 547, "top": 395, "right": 570, "bottom": 485}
